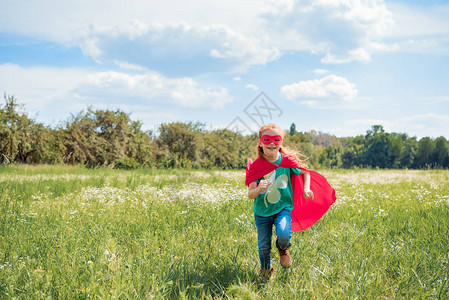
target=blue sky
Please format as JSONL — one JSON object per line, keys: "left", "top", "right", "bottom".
{"left": 1, "top": 0, "right": 448, "bottom": 138}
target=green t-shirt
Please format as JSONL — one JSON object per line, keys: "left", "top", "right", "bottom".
{"left": 252, "top": 154, "right": 301, "bottom": 217}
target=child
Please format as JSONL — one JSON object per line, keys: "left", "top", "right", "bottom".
{"left": 245, "top": 124, "right": 336, "bottom": 277}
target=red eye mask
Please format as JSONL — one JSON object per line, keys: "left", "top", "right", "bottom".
{"left": 260, "top": 135, "right": 282, "bottom": 145}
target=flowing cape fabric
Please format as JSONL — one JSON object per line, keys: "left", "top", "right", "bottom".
{"left": 245, "top": 155, "right": 336, "bottom": 231}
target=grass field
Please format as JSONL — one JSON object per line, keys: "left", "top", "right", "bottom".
{"left": 1, "top": 165, "right": 448, "bottom": 299}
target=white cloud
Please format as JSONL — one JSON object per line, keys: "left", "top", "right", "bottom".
{"left": 114, "top": 60, "right": 145, "bottom": 71}
{"left": 0, "top": 63, "right": 87, "bottom": 110}
{"left": 321, "top": 47, "right": 372, "bottom": 64}
{"left": 79, "top": 21, "right": 280, "bottom": 73}
{"left": 313, "top": 69, "right": 330, "bottom": 75}
{"left": 386, "top": 3, "right": 449, "bottom": 37}
{"left": 0, "top": 0, "right": 278, "bottom": 74}
{"left": 382, "top": 3, "right": 449, "bottom": 54}
{"left": 245, "top": 84, "right": 259, "bottom": 91}
{"left": 0, "top": 0, "right": 264, "bottom": 42}
{"left": 0, "top": 63, "right": 232, "bottom": 121}
{"left": 77, "top": 70, "right": 233, "bottom": 108}
{"left": 169, "top": 77, "right": 232, "bottom": 108}
{"left": 261, "top": 0, "right": 395, "bottom": 63}
{"left": 280, "top": 75, "right": 358, "bottom": 104}
{"left": 2, "top": 0, "right": 447, "bottom": 73}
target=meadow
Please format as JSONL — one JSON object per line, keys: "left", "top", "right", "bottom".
{"left": 0, "top": 165, "right": 448, "bottom": 299}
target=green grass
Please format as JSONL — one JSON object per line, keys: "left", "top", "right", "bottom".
{"left": 1, "top": 166, "right": 448, "bottom": 299}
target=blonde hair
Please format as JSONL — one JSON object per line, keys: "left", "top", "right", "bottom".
{"left": 255, "top": 123, "right": 308, "bottom": 167}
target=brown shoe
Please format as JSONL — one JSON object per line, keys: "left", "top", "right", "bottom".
{"left": 259, "top": 268, "right": 274, "bottom": 279}
{"left": 276, "top": 240, "right": 292, "bottom": 268}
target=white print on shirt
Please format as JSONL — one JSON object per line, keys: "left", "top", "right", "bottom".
{"left": 261, "top": 170, "right": 288, "bottom": 207}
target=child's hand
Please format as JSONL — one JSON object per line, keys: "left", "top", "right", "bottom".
{"left": 258, "top": 180, "right": 269, "bottom": 193}
{"left": 303, "top": 188, "right": 314, "bottom": 199}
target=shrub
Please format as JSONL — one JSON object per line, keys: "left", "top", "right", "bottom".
{"left": 114, "top": 157, "right": 140, "bottom": 169}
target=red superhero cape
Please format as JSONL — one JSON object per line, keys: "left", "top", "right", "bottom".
{"left": 245, "top": 155, "right": 336, "bottom": 231}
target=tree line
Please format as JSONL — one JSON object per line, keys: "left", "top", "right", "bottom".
{"left": 1, "top": 94, "right": 448, "bottom": 169}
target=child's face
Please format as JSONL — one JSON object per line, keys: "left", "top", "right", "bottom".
{"left": 259, "top": 128, "right": 283, "bottom": 157}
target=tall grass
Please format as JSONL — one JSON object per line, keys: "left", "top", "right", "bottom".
{"left": 0, "top": 166, "right": 448, "bottom": 298}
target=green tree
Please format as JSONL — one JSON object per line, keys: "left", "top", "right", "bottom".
{"left": 63, "top": 109, "right": 106, "bottom": 165}
{"left": 129, "top": 120, "right": 153, "bottom": 167}
{"left": 284, "top": 132, "right": 317, "bottom": 167}
{"left": 63, "top": 107, "right": 152, "bottom": 167}
{"left": 341, "top": 136, "right": 365, "bottom": 168}
{"left": 199, "top": 129, "right": 242, "bottom": 169}
{"left": 289, "top": 123, "right": 296, "bottom": 136}
{"left": 387, "top": 133, "right": 405, "bottom": 168}
{"left": 363, "top": 125, "right": 390, "bottom": 168}
{"left": 319, "top": 146, "right": 342, "bottom": 168}
{"left": 0, "top": 94, "right": 56, "bottom": 163}
{"left": 400, "top": 137, "right": 417, "bottom": 168}
{"left": 155, "top": 122, "right": 203, "bottom": 168}
{"left": 434, "top": 136, "right": 449, "bottom": 168}
{"left": 414, "top": 137, "right": 435, "bottom": 168}
{"left": 94, "top": 109, "right": 141, "bottom": 166}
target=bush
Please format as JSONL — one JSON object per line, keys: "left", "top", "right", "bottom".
{"left": 114, "top": 157, "right": 140, "bottom": 169}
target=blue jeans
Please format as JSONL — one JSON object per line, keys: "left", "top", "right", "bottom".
{"left": 254, "top": 209, "right": 292, "bottom": 270}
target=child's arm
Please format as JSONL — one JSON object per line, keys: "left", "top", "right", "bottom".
{"left": 301, "top": 171, "right": 314, "bottom": 199}
{"left": 248, "top": 180, "right": 268, "bottom": 199}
